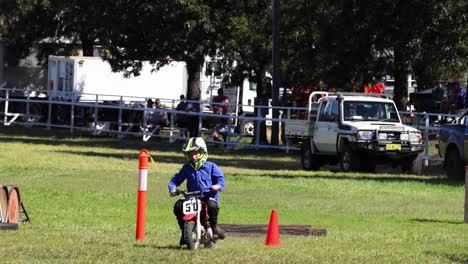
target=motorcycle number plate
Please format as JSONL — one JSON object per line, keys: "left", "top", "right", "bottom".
{"left": 182, "top": 198, "right": 201, "bottom": 214}
{"left": 386, "top": 144, "right": 401, "bottom": 151}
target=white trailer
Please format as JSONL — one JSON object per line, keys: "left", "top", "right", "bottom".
{"left": 47, "top": 56, "right": 188, "bottom": 102}
{"left": 6, "top": 55, "right": 262, "bottom": 136}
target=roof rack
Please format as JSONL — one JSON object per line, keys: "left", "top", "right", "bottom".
{"left": 306, "top": 91, "right": 393, "bottom": 112}
{"left": 307, "top": 91, "right": 393, "bottom": 105}
{"left": 328, "top": 92, "right": 393, "bottom": 100}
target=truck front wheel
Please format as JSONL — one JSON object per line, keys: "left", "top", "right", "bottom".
{"left": 402, "top": 152, "right": 424, "bottom": 175}
{"left": 341, "top": 144, "right": 360, "bottom": 172}
{"left": 446, "top": 148, "right": 464, "bottom": 181}
{"left": 301, "top": 140, "right": 320, "bottom": 171}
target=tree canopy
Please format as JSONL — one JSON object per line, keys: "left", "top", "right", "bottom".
{"left": 1, "top": 0, "right": 467, "bottom": 108}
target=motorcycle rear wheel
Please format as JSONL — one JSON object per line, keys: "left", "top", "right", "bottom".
{"left": 184, "top": 221, "right": 200, "bottom": 250}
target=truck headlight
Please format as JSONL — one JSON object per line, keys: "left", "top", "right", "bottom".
{"left": 378, "top": 133, "right": 387, "bottom": 140}
{"left": 357, "top": 131, "right": 374, "bottom": 140}
{"left": 400, "top": 133, "right": 409, "bottom": 141}
{"left": 409, "top": 132, "right": 422, "bottom": 142}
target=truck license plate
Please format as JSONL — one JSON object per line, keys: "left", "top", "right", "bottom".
{"left": 386, "top": 144, "right": 401, "bottom": 151}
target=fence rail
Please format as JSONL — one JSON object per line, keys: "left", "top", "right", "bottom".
{"left": 0, "top": 88, "right": 459, "bottom": 165}
{"left": 0, "top": 88, "right": 299, "bottom": 152}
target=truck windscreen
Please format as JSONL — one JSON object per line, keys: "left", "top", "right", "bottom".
{"left": 343, "top": 101, "right": 399, "bottom": 122}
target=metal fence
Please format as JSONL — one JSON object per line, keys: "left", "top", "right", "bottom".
{"left": 0, "top": 88, "right": 459, "bottom": 165}
{"left": 0, "top": 88, "right": 298, "bottom": 151}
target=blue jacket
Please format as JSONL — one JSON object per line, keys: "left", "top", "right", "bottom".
{"left": 168, "top": 161, "right": 225, "bottom": 203}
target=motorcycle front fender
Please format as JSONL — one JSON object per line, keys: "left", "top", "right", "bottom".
{"left": 183, "top": 213, "right": 197, "bottom": 221}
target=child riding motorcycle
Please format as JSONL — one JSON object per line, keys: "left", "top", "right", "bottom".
{"left": 168, "top": 137, "right": 226, "bottom": 246}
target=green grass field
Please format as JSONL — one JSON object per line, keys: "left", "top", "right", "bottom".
{"left": 0, "top": 126, "right": 466, "bottom": 263}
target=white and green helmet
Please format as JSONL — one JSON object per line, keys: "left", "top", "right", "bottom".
{"left": 182, "top": 137, "right": 208, "bottom": 170}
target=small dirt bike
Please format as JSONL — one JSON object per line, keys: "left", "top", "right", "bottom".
{"left": 174, "top": 189, "right": 216, "bottom": 250}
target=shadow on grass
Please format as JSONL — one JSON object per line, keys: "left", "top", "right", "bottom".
{"left": 134, "top": 243, "right": 181, "bottom": 250}
{"left": 0, "top": 126, "right": 293, "bottom": 157}
{"left": 53, "top": 149, "right": 299, "bottom": 170}
{"left": 51, "top": 149, "right": 463, "bottom": 186}
{"left": 2, "top": 126, "right": 462, "bottom": 186}
{"left": 0, "top": 127, "right": 168, "bottom": 150}
{"left": 425, "top": 251, "right": 468, "bottom": 264}
{"left": 445, "top": 254, "right": 468, "bottom": 264}
{"left": 55, "top": 150, "right": 187, "bottom": 165}
{"left": 244, "top": 172, "right": 464, "bottom": 186}
{"left": 410, "top": 218, "right": 465, "bottom": 225}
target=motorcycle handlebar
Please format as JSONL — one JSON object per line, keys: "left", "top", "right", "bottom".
{"left": 174, "top": 189, "right": 204, "bottom": 197}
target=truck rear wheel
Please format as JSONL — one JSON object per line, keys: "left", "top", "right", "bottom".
{"left": 341, "top": 144, "right": 360, "bottom": 172}
{"left": 240, "top": 120, "right": 254, "bottom": 136}
{"left": 301, "top": 140, "right": 320, "bottom": 171}
{"left": 53, "top": 104, "right": 71, "bottom": 124}
{"left": 26, "top": 103, "right": 44, "bottom": 123}
{"left": 446, "top": 148, "right": 464, "bottom": 181}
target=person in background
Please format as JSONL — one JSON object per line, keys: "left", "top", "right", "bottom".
{"left": 432, "top": 80, "right": 446, "bottom": 112}
{"left": 145, "top": 99, "right": 157, "bottom": 129}
{"left": 176, "top": 95, "right": 189, "bottom": 137}
{"left": 447, "top": 81, "right": 466, "bottom": 113}
{"left": 364, "top": 80, "right": 372, "bottom": 94}
{"left": 211, "top": 88, "right": 230, "bottom": 142}
{"left": 375, "top": 77, "right": 386, "bottom": 94}
{"left": 369, "top": 77, "right": 385, "bottom": 94}
{"left": 176, "top": 95, "right": 186, "bottom": 112}
{"left": 147, "top": 99, "right": 154, "bottom": 108}
{"left": 211, "top": 88, "right": 229, "bottom": 115}
{"left": 154, "top": 99, "right": 169, "bottom": 128}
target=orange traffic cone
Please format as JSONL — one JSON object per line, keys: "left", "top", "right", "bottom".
{"left": 265, "top": 209, "right": 280, "bottom": 246}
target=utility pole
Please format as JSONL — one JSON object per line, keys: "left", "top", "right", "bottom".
{"left": 0, "top": 40, "right": 4, "bottom": 87}
{"left": 271, "top": 0, "right": 280, "bottom": 145}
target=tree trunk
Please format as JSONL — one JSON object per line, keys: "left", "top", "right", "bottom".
{"left": 0, "top": 41, "right": 4, "bottom": 88}
{"left": 413, "top": 67, "right": 433, "bottom": 92}
{"left": 412, "top": 49, "right": 435, "bottom": 92}
{"left": 251, "top": 69, "right": 269, "bottom": 144}
{"left": 393, "top": 47, "right": 410, "bottom": 110}
{"left": 80, "top": 34, "right": 94, "bottom": 57}
{"left": 186, "top": 59, "right": 201, "bottom": 100}
{"left": 271, "top": 0, "right": 280, "bottom": 146}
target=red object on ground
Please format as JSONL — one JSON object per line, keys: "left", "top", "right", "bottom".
{"left": 136, "top": 149, "right": 149, "bottom": 241}
{"left": 265, "top": 209, "right": 280, "bottom": 246}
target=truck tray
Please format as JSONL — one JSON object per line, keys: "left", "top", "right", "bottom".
{"left": 284, "top": 119, "right": 313, "bottom": 140}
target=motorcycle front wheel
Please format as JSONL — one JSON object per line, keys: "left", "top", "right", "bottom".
{"left": 184, "top": 221, "right": 200, "bottom": 250}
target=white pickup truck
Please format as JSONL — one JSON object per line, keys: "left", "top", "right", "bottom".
{"left": 284, "top": 93, "right": 425, "bottom": 174}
